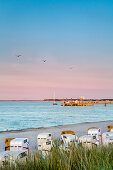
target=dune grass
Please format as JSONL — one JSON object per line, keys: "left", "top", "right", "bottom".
{"left": 1, "top": 142, "right": 113, "bottom": 170}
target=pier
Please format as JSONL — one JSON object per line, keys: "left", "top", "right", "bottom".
{"left": 61, "top": 101, "right": 113, "bottom": 107}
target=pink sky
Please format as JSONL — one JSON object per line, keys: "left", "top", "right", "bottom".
{"left": 0, "top": 62, "right": 113, "bottom": 100}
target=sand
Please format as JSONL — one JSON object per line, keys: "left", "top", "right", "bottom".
{"left": 0, "top": 120, "right": 113, "bottom": 152}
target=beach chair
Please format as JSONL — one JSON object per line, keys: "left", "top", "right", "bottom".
{"left": 37, "top": 133, "right": 52, "bottom": 153}
{"left": 107, "top": 125, "right": 113, "bottom": 132}
{"left": 60, "top": 131, "right": 77, "bottom": 151}
{"left": 60, "top": 130, "right": 78, "bottom": 147}
{"left": 87, "top": 127, "right": 102, "bottom": 144}
{"left": 102, "top": 136, "right": 113, "bottom": 146}
{"left": 79, "top": 127, "right": 102, "bottom": 148}
{"left": 79, "top": 135, "right": 99, "bottom": 148}
{"left": 5, "top": 138, "right": 15, "bottom": 151}
{"left": 102, "top": 131, "right": 113, "bottom": 146}
{"left": 0, "top": 151, "right": 28, "bottom": 166}
{"left": 10, "top": 138, "right": 29, "bottom": 156}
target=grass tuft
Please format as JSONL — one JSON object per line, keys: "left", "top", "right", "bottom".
{"left": 0, "top": 142, "right": 113, "bottom": 170}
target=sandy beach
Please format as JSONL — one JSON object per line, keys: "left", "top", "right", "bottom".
{"left": 0, "top": 120, "right": 113, "bottom": 153}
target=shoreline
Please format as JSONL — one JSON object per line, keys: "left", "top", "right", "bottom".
{"left": 0, "top": 120, "right": 113, "bottom": 152}
{"left": 0, "top": 120, "right": 113, "bottom": 134}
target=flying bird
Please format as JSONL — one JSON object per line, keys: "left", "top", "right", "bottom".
{"left": 69, "top": 67, "right": 73, "bottom": 70}
{"left": 68, "top": 65, "right": 75, "bottom": 70}
{"left": 42, "top": 59, "right": 47, "bottom": 63}
{"left": 16, "top": 54, "right": 22, "bottom": 58}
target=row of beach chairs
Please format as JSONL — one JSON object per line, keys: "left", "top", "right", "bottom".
{"left": 0, "top": 125, "right": 113, "bottom": 164}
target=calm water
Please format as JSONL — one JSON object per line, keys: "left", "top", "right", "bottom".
{"left": 0, "top": 101, "right": 113, "bottom": 132}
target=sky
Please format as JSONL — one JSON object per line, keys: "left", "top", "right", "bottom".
{"left": 0, "top": 0, "right": 113, "bottom": 100}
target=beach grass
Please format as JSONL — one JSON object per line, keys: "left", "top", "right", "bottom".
{"left": 0, "top": 142, "right": 113, "bottom": 170}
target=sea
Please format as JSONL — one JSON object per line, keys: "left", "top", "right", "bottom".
{"left": 0, "top": 101, "right": 113, "bottom": 132}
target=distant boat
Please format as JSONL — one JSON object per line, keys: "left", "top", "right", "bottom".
{"left": 53, "top": 102, "right": 58, "bottom": 105}
{"left": 53, "top": 92, "right": 58, "bottom": 105}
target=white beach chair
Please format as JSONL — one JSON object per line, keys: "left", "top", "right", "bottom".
{"left": 88, "top": 127, "right": 102, "bottom": 144}
{"left": 79, "top": 135, "right": 99, "bottom": 148}
{"left": 79, "top": 127, "right": 102, "bottom": 148}
{"left": 10, "top": 138, "right": 29, "bottom": 155}
{"left": 0, "top": 151, "right": 28, "bottom": 166}
{"left": 60, "top": 130, "right": 78, "bottom": 146}
{"left": 37, "top": 133, "right": 52, "bottom": 153}
{"left": 102, "top": 131, "right": 113, "bottom": 146}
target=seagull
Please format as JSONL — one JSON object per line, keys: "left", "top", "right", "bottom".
{"left": 42, "top": 59, "right": 47, "bottom": 63}
{"left": 69, "top": 67, "right": 73, "bottom": 70}
{"left": 16, "top": 54, "right": 22, "bottom": 58}
{"left": 68, "top": 65, "right": 75, "bottom": 70}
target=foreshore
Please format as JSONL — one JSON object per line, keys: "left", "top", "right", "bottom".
{"left": 0, "top": 120, "right": 113, "bottom": 152}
